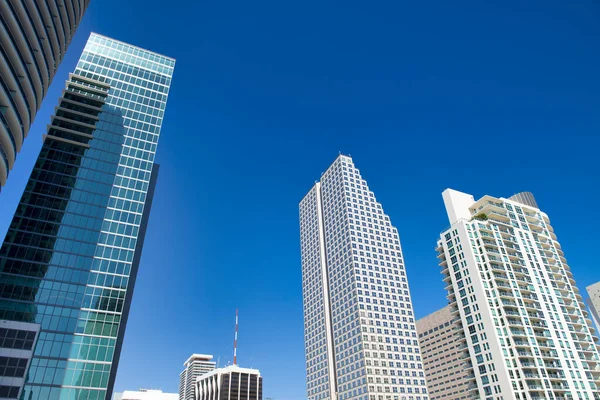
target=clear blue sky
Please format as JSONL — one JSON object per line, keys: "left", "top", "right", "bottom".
{"left": 0, "top": 0, "right": 599, "bottom": 398}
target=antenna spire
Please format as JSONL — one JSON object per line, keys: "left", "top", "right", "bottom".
{"left": 233, "top": 308, "right": 239, "bottom": 366}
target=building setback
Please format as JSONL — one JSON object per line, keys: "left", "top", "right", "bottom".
{"left": 0, "top": 0, "right": 91, "bottom": 189}
{"left": 587, "top": 282, "right": 600, "bottom": 332}
{"left": 0, "top": 33, "right": 174, "bottom": 400}
{"left": 180, "top": 354, "right": 216, "bottom": 400}
{"left": 195, "top": 365, "right": 262, "bottom": 400}
{"left": 299, "top": 155, "right": 428, "bottom": 400}
{"left": 416, "top": 306, "right": 471, "bottom": 400}
{"left": 438, "top": 189, "right": 600, "bottom": 400}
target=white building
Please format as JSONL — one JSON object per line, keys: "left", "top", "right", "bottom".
{"left": 195, "top": 365, "right": 262, "bottom": 400}
{"left": 179, "top": 354, "right": 216, "bottom": 400}
{"left": 299, "top": 155, "right": 428, "bottom": 400}
{"left": 587, "top": 282, "right": 600, "bottom": 331}
{"left": 114, "top": 389, "right": 178, "bottom": 400}
{"left": 437, "top": 188, "right": 600, "bottom": 400}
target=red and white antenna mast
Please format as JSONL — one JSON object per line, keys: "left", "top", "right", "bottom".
{"left": 233, "top": 309, "right": 239, "bottom": 366}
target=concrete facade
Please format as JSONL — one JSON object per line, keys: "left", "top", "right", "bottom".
{"left": 417, "top": 306, "right": 471, "bottom": 400}
{"left": 299, "top": 155, "right": 428, "bottom": 400}
{"left": 587, "top": 282, "right": 600, "bottom": 332}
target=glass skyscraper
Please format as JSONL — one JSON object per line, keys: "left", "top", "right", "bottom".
{"left": 0, "top": 33, "right": 174, "bottom": 399}
{"left": 299, "top": 155, "right": 428, "bottom": 400}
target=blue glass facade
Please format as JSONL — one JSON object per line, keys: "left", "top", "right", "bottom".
{"left": 0, "top": 33, "right": 174, "bottom": 399}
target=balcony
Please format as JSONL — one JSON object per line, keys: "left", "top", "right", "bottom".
{"left": 544, "top": 361, "right": 562, "bottom": 369}
{"left": 540, "top": 350, "right": 559, "bottom": 358}
{"left": 526, "top": 382, "right": 544, "bottom": 390}
{"left": 537, "top": 340, "right": 555, "bottom": 349}
{"left": 517, "top": 350, "right": 534, "bottom": 357}
{"left": 547, "top": 372, "right": 566, "bottom": 380}
{"left": 511, "top": 328, "right": 527, "bottom": 337}
{"left": 520, "top": 360, "right": 536, "bottom": 367}
{"left": 534, "top": 330, "right": 552, "bottom": 338}
{"left": 523, "top": 373, "right": 540, "bottom": 378}
{"left": 528, "top": 312, "right": 544, "bottom": 319}
{"left": 551, "top": 383, "right": 569, "bottom": 391}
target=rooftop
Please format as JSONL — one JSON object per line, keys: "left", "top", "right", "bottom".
{"left": 184, "top": 354, "right": 215, "bottom": 366}
{"left": 196, "top": 365, "right": 261, "bottom": 382}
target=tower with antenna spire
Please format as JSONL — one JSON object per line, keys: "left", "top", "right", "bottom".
{"left": 194, "top": 309, "right": 264, "bottom": 400}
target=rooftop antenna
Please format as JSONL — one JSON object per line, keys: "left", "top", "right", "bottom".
{"left": 233, "top": 308, "right": 239, "bottom": 366}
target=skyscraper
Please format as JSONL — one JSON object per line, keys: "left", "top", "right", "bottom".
{"left": 299, "top": 155, "right": 428, "bottom": 400}
{"left": 587, "top": 282, "right": 600, "bottom": 331}
{"left": 438, "top": 189, "right": 600, "bottom": 400}
{"left": 179, "top": 354, "right": 216, "bottom": 400}
{"left": 0, "top": 33, "right": 174, "bottom": 400}
{"left": 416, "top": 306, "right": 471, "bottom": 400}
{"left": 0, "top": 0, "right": 91, "bottom": 189}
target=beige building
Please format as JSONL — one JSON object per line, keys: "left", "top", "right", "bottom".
{"left": 587, "top": 282, "right": 600, "bottom": 330}
{"left": 417, "top": 306, "right": 471, "bottom": 400}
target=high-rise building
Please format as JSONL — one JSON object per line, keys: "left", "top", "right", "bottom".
{"left": 437, "top": 189, "right": 600, "bottom": 400}
{"left": 0, "top": 33, "right": 174, "bottom": 400}
{"left": 416, "top": 306, "right": 471, "bottom": 400}
{"left": 179, "top": 354, "right": 216, "bottom": 400}
{"left": 195, "top": 365, "right": 262, "bottom": 400}
{"left": 587, "top": 282, "right": 600, "bottom": 331}
{"left": 0, "top": 0, "right": 91, "bottom": 189}
{"left": 299, "top": 155, "right": 428, "bottom": 400}
{"left": 114, "top": 389, "right": 178, "bottom": 400}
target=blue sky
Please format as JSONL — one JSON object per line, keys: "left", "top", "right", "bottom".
{"left": 0, "top": 0, "right": 599, "bottom": 398}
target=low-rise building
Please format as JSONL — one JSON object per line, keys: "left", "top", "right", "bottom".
{"left": 195, "top": 365, "right": 262, "bottom": 400}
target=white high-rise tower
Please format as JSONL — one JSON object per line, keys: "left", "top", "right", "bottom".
{"left": 438, "top": 189, "right": 600, "bottom": 400}
{"left": 179, "top": 354, "right": 216, "bottom": 400}
{"left": 299, "top": 155, "right": 428, "bottom": 400}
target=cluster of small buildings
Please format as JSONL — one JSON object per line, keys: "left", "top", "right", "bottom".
{"left": 114, "top": 354, "right": 262, "bottom": 400}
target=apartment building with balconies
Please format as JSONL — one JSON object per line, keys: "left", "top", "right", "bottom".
{"left": 437, "top": 189, "right": 600, "bottom": 400}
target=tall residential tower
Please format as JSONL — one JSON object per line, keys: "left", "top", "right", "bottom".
{"left": 0, "top": 33, "right": 174, "bottom": 400}
{"left": 0, "top": 0, "right": 91, "bottom": 188}
{"left": 299, "top": 155, "right": 428, "bottom": 400}
{"left": 438, "top": 189, "right": 600, "bottom": 400}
